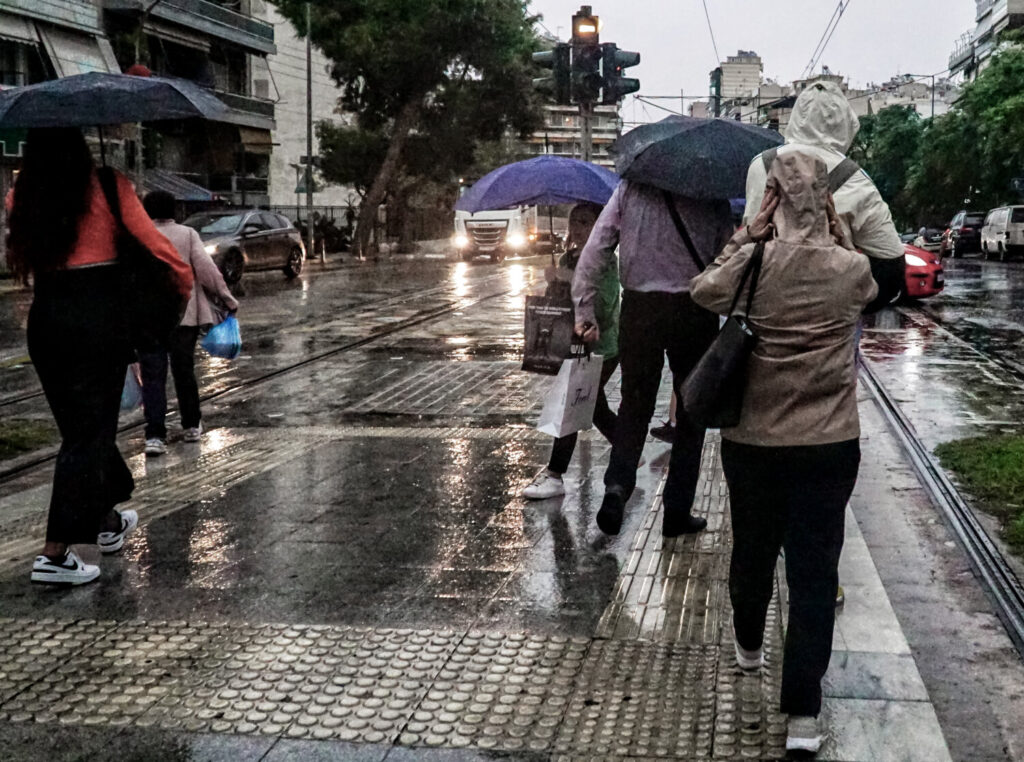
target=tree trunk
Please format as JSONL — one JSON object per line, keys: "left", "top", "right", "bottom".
{"left": 355, "top": 98, "right": 422, "bottom": 259}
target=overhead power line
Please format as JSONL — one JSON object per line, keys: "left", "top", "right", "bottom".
{"left": 803, "top": 0, "right": 853, "bottom": 79}
{"left": 700, "top": 0, "right": 721, "bottom": 67}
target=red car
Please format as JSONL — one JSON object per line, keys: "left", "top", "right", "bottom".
{"left": 903, "top": 244, "right": 944, "bottom": 299}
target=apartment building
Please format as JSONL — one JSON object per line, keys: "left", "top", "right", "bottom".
{"left": 522, "top": 104, "right": 621, "bottom": 170}
{"left": 949, "top": 0, "right": 1024, "bottom": 80}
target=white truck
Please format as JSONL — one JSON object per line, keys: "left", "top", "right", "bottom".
{"left": 452, "top": 205, "right": 538, "bottom": 262}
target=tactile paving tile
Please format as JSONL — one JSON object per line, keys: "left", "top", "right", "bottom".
{"left": 553, "top": 639, "right": 718, "bottom": 758}
{"left": 0, "top": 618, "right": 116, "bottom": 716}
{"left": 345, "top": 362, "right": 551, "bottom": 417}
{"left": 711, "top": 598, "right": 787, "bottom": 759}
{"left": 398, "top": 632, "right": 590, "bottom": 753}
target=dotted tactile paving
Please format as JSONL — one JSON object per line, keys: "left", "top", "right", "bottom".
{"left": 553, "top": 640, "right": 718, "bottom": 759}
{"left": 399, "top": 632, "right": 589, "bottom": 753}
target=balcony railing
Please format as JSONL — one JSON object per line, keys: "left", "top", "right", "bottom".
{"left": 215, "top": 91, "right": 275, "bottom": 120}
{"left": 949, "top": 31, "right": 975, "bottom": 71}
{"left": 104, "top": 0, "right": 275, "bottom": 54}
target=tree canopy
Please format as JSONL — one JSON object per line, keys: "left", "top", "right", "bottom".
{"left": 273, "top": 0, "right": 544, "bottom": 255}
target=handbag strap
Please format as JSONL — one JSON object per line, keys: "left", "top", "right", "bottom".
{"left": 96, "top": 166, "right": 126, "bottom": 232}
{"left": 662, "top": 190, "right": 706, "bottom": 274}
{"left": 727, "top": 241, "right": 766, "bottom": 318}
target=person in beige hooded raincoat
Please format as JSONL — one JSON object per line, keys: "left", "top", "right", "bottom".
{"left": 691, "top": 151, "right": 877, "bottom": 756}
{"left": 745, "top": 79, "right": 904, "bottom": 308}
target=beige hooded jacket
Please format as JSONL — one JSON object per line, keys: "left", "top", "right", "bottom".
{"left": 744, "top": 80, "right": 904, "bottom": 263}
{"left": 690, "top": 151, "right": 878, "bottom": 447}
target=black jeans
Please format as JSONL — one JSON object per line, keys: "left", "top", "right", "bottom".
{"left": 28, "top": 266, "right": 135, "bottom": 545}
{"left": 721, "top": 438, "right": 860, "bottom": 717}
{"left": 547, "top": 356, "right": 619, "bottom": 475}
{"left": 604, "top": 291, "right": 718, "bottom": 516}
{"left": 139, "top": 326, "right": 202, "bottom": 440}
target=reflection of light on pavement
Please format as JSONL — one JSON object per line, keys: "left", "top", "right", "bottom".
{"left": 446, "top": 337, "right": 470, "bottom": 345}
{"left": 507, "top": 264, "right": 526, "bottom": 295}
{"left": 301, "top": 278, "right": 310, "bottom": 300}
{"left": 452, "top": 262, "right": 469, "bottom": 297}
{"left": 188, "top": 517, "right": 230, "bottom": 573}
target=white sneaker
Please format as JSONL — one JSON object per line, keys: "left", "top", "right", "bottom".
{"left": 786, "top": 715, "right": 823, "bottom": 754}
{"left": 735, "top": 635, "right": 764, "bottom": 670}
{"left": 522, "top": 473, "right": 566, "bottom": 500}
{"left": 31, "top": 550, "right": 99, "bottom": 586}
{"left": 97, "top": 509, "right": 139, "bottom": 554}
{"left": 145, "top": 438, "right": 167, "bottom": 456}
{"left": 183, "top": 424, "right": 203, "bottom": 443}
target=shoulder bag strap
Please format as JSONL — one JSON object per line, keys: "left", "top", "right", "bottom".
{"left": 828, "top": 157, "right": 861, "bottom": 194}
{"left": 662, "top": 190, "right": 706, "bottom": 274}
{"left": 96, "top": 166, "right": 126, "bottom": 233}
{"left": 726, "top": 241, "right": 766, "bottom": 317}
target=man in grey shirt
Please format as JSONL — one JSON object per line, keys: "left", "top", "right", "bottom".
{"left": 573, "top": 179, "right": 734, "bottom": 536}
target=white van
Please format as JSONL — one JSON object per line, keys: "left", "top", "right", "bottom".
{"left": 981, "top": 206, "right": 1024, "bottom": 261}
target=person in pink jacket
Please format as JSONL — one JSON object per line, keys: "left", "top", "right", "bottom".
{"left": 140, "top": 191, "right": 238, "bottom": 456}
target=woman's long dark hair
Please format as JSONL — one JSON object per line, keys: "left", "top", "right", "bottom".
{"left": 7, "top": 127, "right": 94, "bottom": 283}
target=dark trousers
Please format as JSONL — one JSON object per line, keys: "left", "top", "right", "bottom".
{"left": 547, "top": 356, "right": 619, "bottom": 474}
{"left": 721, "top": 438, "right": 860, "bottom": 717}
{"left": 604, "top": 291, "right": 718, "bottom": 516}
{"left": 139, "top": 326, "right": 201, "bottom": 440}
{"left": 28, "top": 267, "right": 134, "bottom": 545}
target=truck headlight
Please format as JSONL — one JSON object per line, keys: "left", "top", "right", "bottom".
{"left": 507, "top": 233, "right": 526, "bottom": 248}
{"left": 454, "top": 235, "right": 470, "bottom": 248}
{"left": 204, "top": 244, "right": 218, "bottom": 255}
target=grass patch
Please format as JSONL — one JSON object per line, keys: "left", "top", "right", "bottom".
{"left": 935, "top": 434, "right": 1024, "bottom": 554}
{"left": 0, "top": 419, "right": 58, "bottom": 461}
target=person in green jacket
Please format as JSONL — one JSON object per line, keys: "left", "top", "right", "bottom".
{"left": 523, "top": 202, "right": 621, "bottom": 500}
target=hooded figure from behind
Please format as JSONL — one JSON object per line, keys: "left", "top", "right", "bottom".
{"left": 745, "top": 80, "right": 904, "bottom": 310}
{"left": 689, "top": 151, "right": 878, "bottom": 751}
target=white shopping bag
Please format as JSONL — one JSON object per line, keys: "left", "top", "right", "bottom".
{"left": 536, "top": 354, "right": 604, "bottom": 438}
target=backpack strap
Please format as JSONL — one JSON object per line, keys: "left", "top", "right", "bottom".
{"left": 828, "top": 157, "right": 861, "bottom": 194}
{"left": 662, "top": 190, "right": 706, "bottom": 274}
{"left": 761, "top": 148, "right": 778, "bottom": 174}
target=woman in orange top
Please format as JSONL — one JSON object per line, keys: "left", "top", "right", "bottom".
{"left": 7, "top": 127, "right": 192, "bottom": 586}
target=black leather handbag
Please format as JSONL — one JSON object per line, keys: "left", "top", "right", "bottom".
{"left": 680, "top": 241, "right": 765, "bottom": 429}
{"left": 97, "top": 167, "right": 187, "bottom": 353}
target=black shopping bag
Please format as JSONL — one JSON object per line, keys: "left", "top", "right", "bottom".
{"left": 522, "top": 295, "right": 575, "bottom": 375}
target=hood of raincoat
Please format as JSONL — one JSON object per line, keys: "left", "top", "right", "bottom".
{"left": 784, "top": 80, "right": 860, "bottom": 153}
{"left": 768, "top": 151, "right": 832, "bottom": 246}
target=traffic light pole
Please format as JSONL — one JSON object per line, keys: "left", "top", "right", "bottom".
{"left": 579, "top": 101, "right": 593, "bottom": 162}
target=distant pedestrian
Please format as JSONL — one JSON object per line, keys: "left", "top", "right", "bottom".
{"left": 523, "top": 203, "right": 619, "bottom": 500}
{"left": 7, "top": 128, "right": 191, "bottom": 585}
{"left": 140, "top": 191, "right": 238, "bottom": 456}
{"left": 572, "top": 180, "right": 733, "bottom": 536}
{"left": 691, "top": 152, "right": 878, "bottom": 755}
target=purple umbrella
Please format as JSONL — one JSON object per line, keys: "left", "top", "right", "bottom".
{"left": 455, "top": 156, "right": 618, "bottom": 213}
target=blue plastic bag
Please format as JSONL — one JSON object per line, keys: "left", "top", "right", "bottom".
{"left": 201, "top": 315, "right": 242, "bottom": 360}
{"left": 120, "top": 364, "right": 143, "bottom": 412}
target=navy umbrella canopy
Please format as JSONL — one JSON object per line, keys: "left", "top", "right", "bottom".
{"left": 455, "top": 156, "right": 619, "bottom": 213}
{"left": 0, "top": 72, "right": 231, "bottom": 128}
{"left": 612, "top": 116, "right": 784, "bottom": 200}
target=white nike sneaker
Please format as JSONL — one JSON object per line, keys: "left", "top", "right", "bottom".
{"left": 183, "top": 424, "right": 203, "bottom": 443}
{"left": 31, "top": 550, "right": 100, "bottom": 586}
{"left": 145, "top": 438, "right": 167, "bottom": 456}
{"left": 735, "top": 634, "right": 764, "bottom": 670}
{"left": 522, "top": 473, "right": 566, "bottom": 500}
{"left": 97, "top": 509, "right": 139, "bottom": 554}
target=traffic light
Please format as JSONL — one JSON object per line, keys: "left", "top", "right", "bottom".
{"left": 532, "top": 43, "right": 571, "bottom": 105}
{"left": 572, "top": 5, "right": 600, "bottom": 41}
{"left": 572, "top": 42, "right": 603, "bottom": 104}
{"left": 600, "top": 43, "right": 640, "bottom": 104}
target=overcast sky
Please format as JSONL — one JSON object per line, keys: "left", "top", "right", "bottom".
{"left": 528, "top": 0, "right": 976, "bottom": 123}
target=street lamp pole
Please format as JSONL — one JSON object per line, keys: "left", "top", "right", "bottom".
{"left": 305, "top": 2, "right": 317, "bottom": 262}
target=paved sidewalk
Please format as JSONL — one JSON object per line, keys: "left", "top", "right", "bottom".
{"left": 0, "top": 263, "right": 960, "bottom": 760}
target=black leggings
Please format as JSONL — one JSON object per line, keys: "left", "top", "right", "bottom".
{"left": 722, "top": 437, "right": 860, "bottom": 717}
{"left": 28, "top": 266, "right": 134, "bottom": 545}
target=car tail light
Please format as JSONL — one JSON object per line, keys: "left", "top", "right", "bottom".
{"left": 960, "top": 227, "right": 972, "bottom": 233}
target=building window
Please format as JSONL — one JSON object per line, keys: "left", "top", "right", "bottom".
{"left": 0, "top": 41, "right": 45, "bottom": 87}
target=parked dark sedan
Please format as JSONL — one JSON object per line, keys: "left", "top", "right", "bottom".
{"left": 183, "top": 210, "right": 306, "bottom": 284}
{"left": 946, "top": 210, "right": 986, "bottom": 258}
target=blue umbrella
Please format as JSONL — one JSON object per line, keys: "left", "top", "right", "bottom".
{"left": 613, "top": 116, "right": 784, "bottom": 200}
{"left": 455, "top": 156, "right": 618, "bottom": 213}
{"left": 0, "top": 71, "right": 231, "bottom": 128}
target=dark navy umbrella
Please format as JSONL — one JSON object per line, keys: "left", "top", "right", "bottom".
{"left": 612, "top": 116, "right": 784, "bottom": 200}
{"left": 455, "top": 156, "right": 618, "bottom": 213}
{"left": 0, "top": 71, "right": 231, "bottom": 128}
